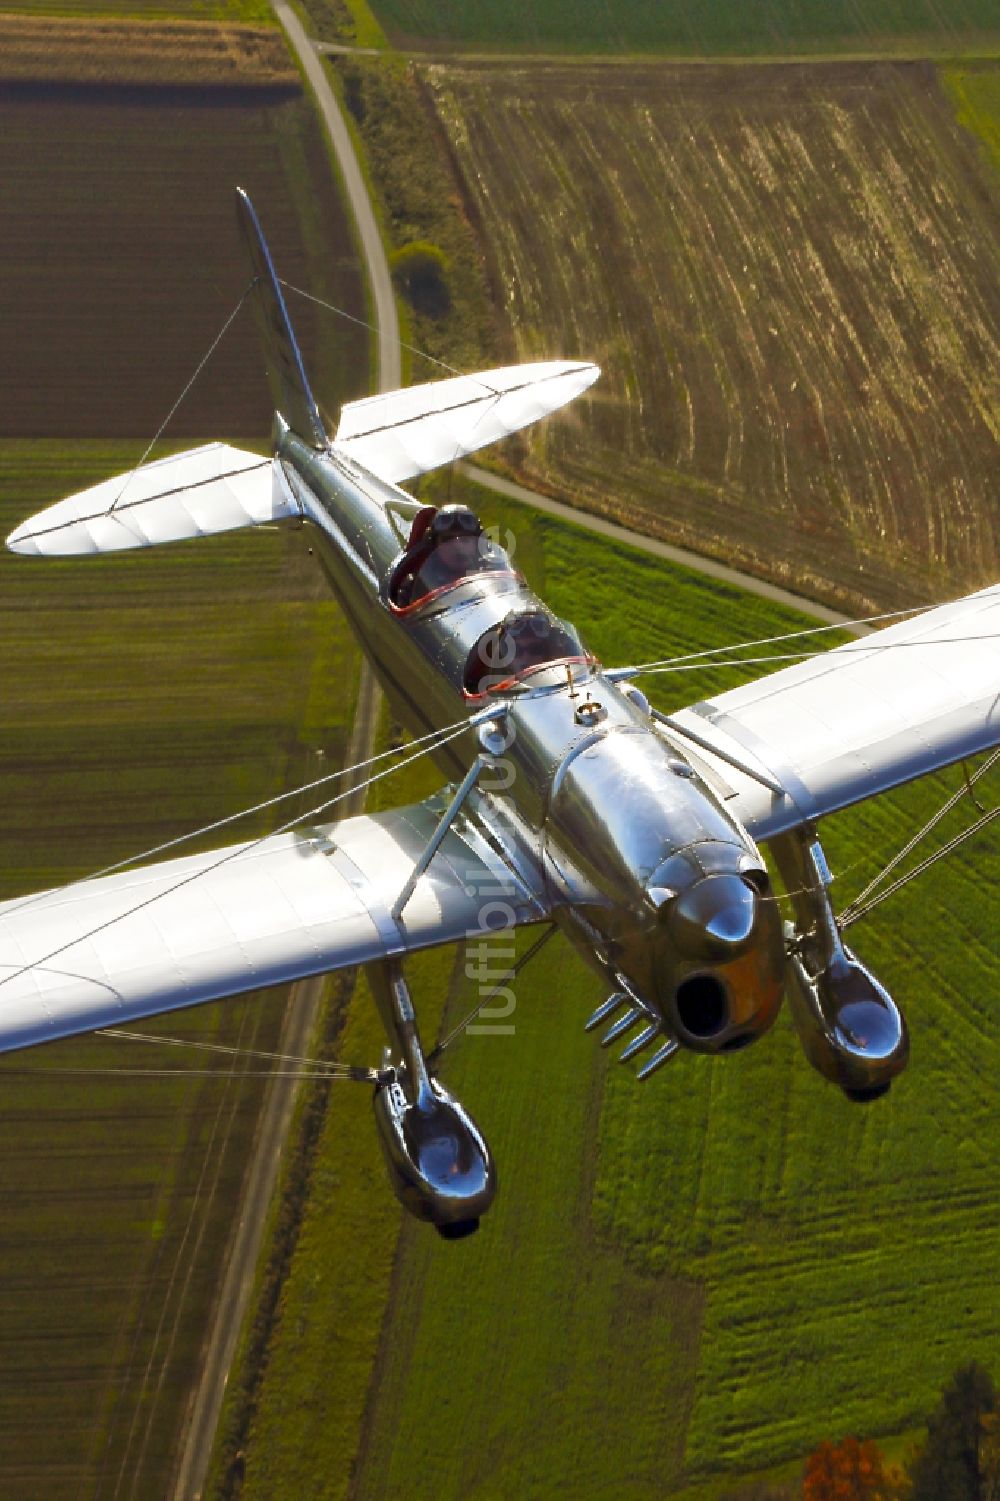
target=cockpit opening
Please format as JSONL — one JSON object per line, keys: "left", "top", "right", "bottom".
{"left": 390, "top": 504, "right": 514, "bottom": 610}
{"left": 464, "top": 609, "right": 588, "bottom": 696}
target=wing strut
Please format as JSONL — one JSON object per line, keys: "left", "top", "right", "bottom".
{"left": 650, "top": 708, "right": 786, "bottom": 796}
{"left": 391, "top": 756, "right": 486, "bottom": 921}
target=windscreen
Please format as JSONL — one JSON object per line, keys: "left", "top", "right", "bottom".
{"left": 465, "top": 611, "right": 586, "bottom": 694}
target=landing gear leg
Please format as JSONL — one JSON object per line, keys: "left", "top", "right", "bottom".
{"left": 366, "top": 959, "right": 496, "bottom": 1235}
{"left": 769, "top": 828, "right": 907, "bottom": 1099}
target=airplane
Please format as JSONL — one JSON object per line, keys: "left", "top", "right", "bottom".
{"left": 3, "top": 189, "right": 998, "bottom": 1238}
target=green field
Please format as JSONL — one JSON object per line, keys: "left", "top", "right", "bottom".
{"left": 0, "top": 440, "right": 366, "bottom": 1497}
{"left": 360, "top": 0, "right": 1000, "bottom": 55}
{"left": 945, "top": 62, "right": 1000, "bottom": 170}
{"left": 0, "top": 42, "right": 370, "bottom": 1494}
{"left": 221, "top": 473, "right": 999, "bottom": 1500}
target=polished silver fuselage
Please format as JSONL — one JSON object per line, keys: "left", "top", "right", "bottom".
{"left": 278, "top": 423, "right": 785, "bottom": 1050}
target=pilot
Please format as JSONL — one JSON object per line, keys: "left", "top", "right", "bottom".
{"left": 469, "top": 609, "right": 578, "bottom": 692}
{"left": 396, "top": 505, "right": 488, "bottom": 606}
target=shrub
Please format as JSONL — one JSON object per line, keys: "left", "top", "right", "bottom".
{"left": 389, "top": 239, "right": 451, "bottom": 318}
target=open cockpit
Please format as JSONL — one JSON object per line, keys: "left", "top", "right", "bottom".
{"left": 464, "top": 610, "right": 588, "bottom": 696}
{"left": 389, "top": 503, "right": 516, "bottom": 611}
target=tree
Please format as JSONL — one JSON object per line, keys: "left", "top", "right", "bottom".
{"left": 909, "top": 1361, "right": 997, "bottom": 1501}
{"left": 983, "top": 1408, "right": 1000, "bottom": 1501}
{"left": 803, "top": 1435, "right": 895, "bottom": 1501}
{"left": 389, "top": 240, "right": 451, "bottom": 318}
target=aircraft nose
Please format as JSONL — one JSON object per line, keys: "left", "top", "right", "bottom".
{"left": 668, "top": 874, "right": 758, "bottom": 960}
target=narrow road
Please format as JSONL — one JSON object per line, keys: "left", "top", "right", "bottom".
{"left": 460, "top": 463, "right": 864, "bottom": 630}
{"left": 171, "top": 670, "right": 381, "bottom": 1501}
{"left": 275, "top": 1, "right": 401, "bottom": 391}
{"left": 171, "top": 12, "right": 394, "bottom": 1495}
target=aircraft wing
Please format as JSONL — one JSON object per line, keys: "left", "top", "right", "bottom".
{"left": 332, "top": 361, "right": 600, "bottom": 484}
{"left": 0, "top": 795, "right": 548, "bottom": 1055}
{"left": 6, "top": 443, "right": 290, "bottom": 558}
{"left": 667, "top": 583, "right": 1000, "bottom": 842}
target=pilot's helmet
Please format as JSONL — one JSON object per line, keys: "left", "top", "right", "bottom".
{"left": 429, "top": 505, "right": 482, "bottom": 540}
{"left": 501, "top": 609, "right": 554, "bottom": 642}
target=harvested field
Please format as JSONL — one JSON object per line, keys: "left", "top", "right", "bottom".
{"left": 0, "top": 16, "right": 291, "bottom": 87}
{"left": 0, "top": 1, "right": 272, "bottom": 22}
{"left": 426, "top": 61, "right": 1000, "bottom": 611}
{"left": 0, "top": 77, "right": 368, "bottom": 438}
{"left": 363, "top": 0, "right": 1000, "bottom": 56}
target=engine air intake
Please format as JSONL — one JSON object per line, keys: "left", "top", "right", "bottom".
{"left": 675, "top": 973, "right": 729, "bottom": 1038}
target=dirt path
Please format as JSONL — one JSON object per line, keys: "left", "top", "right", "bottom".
{"left": 276, "top": 1, "right": 401, "bottom": 392}
{"left": 314, "top": 40, "right": 999, "bottom": 64}
{"left": 171, "top": 11, "right": 396, "bottom": 1493}
{"left": 460, "top": 462, "right": 865, "bottom": 630}
{"left": 171, "top": 668, "right": 381, "bottom": 1501}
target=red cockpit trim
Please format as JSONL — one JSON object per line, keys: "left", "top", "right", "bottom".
{"left": 388, "top": 570, "right": 523, "bottom": 618}
{"left": 463, "top": 654, "right": 592, "bottom": 701}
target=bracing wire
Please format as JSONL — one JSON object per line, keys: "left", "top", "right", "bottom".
{"left": 611, "top": 602, "right": 929, "bottom": 677}
{"left": 839, "top": 747, "right": 1000, "bottom": 927}
{"left": 428, "top": 925, "right": 557, "bottom": 1063}
{"left": 2, "top": 1066, "right": 362, "bottom": 1082}
{"left": 279, "top": 278, "right": 472, "bottom": 384}
{"left": 26, "top": 919, "right": 560, "bottom": 1087}
{"left": 841, "top": 807, "right": 998, "bottom": 930}
{"left": 2, "top": 713, "right": 478, "bottom": 922}
{"left": 109, "top": 277, "right": 258, "bottom": 514}
{"left": 96, "top": 1027, "right": 374, "bottom": 1081}
{"left": 30, "top": 926, "right": 560, "bottom": 1087}
{"left": 0, "top": 717, "right": 475, "bottom": 998}
{"left": 619, "top": 632, "right": 1000, "bottom": 681}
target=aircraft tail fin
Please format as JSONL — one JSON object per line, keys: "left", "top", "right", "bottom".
{"left": 236, "top": 187, "right": 328, "bottom": 449}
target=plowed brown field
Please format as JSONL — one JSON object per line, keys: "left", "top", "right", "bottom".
{"left": 428, "top": 61, "right": 999, "bottom": 610}
{"left": 0, "top": 76, "right": 367, "bottom": 438}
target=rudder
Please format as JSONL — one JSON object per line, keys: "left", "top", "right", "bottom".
{"left": 236, "top": 187, "right": 327, "bottom": 449}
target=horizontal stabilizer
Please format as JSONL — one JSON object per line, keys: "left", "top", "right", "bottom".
{"left": 6, "top": 444, "right": 296, "bottom": 558}
{"left": 333, "top": 360, "right": 600, "bottom": 484}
